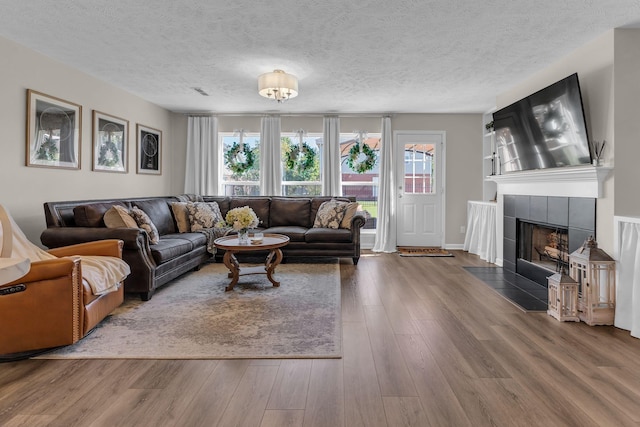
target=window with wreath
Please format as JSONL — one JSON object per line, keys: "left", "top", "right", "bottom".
{"left": 281, "top": 131, "right": 322, "bottom": 196}
{"left": 221, "top": 132, "right": 260, "bottom": 196}
{"left": 340, "top": 132, "right": 381, "bottom": 230}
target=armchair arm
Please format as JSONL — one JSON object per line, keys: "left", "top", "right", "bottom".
{"left": 0, "top": 257, "right": 84, "bottom": 354}
{"left": 47, "top": 239, "right": 124, "bottom": 258}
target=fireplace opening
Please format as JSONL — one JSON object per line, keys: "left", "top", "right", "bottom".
{"left": 517, "top": 221, "right": 569, "bottom": 285}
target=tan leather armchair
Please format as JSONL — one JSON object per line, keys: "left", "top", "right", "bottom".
{"left": 0, "top": 204, "right": 128, "bottom": 355}
{"left": 0, "top": 239, "right": 126, "bottom": 355}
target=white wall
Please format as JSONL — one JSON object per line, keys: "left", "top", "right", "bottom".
{"left": 495, "top": 30, "right": 616, "bottom": 253}
{"left": 614, "top": 29, "right": 640, "bottom": 217}
{"left": 0, "top": 36, "right": 177, "bottom": 245}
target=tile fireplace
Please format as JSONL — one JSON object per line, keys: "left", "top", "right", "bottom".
{"left": 504, "top": 195, "right": 596, "bottom": 286}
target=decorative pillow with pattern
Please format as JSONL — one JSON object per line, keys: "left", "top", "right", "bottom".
{"left": 186, "top": 201, "right": 224, "bottom": 231}
{"left": 313, "top": 199, "right": 349, "bottom": 229}
{"left": 130, "top": 206, "right": 160, "bottom": 244}
{"left": 104, "top": 205, "right": 138, "bottom": 229}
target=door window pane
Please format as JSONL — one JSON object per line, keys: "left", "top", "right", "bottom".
{"left": 403, "top": 143, "right": 434, "bottom": 194}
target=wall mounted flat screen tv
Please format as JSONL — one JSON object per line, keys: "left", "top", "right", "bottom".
{"left": 493, "top": 73, "right": 592, "bottom": 173}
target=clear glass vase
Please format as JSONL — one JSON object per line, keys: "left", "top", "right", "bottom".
{"left": 237, "top": 229, "right": 249, "bottom": 245}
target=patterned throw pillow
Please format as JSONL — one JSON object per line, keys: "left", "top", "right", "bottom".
{"left": 103, "top": 205, "right": 138, "bottom": 229}
{"left": 186, "top": 202, "right": 224, "bottom": 231}
{"left": 313, "top": 199, "right": 349, "bottom": 229}
{"left": 130, "top": 206, "right": 160, "bottom": 244}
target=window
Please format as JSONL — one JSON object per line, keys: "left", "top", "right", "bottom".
{"left": 340, "top": 132, "right": 381, "bottom": 230}
{"left": 220, "top": 132, "right": 260, "bottom": 196}
{"left": 281, "top": 133, "right": 322, "bottom": 196}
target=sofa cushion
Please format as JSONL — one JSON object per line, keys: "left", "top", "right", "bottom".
{"left": 104, "top": 205, "right": 138, "bottom": 229}
{"left": 269, "top": 197, "right": 311, "bottom": 228}
{"left": 162, "top": 232, "right": 207, "bottom": 246}
{"left": 230, "top": 197, "right": 271, "bottom": 228}
{"left": 186, "top": 201, "right": 224, "bottom": 231}
{"left": 130, "top": 207, "right": 160, "bottom": 244}
{"left": 150, "top": 237, "right": 195, "bottom": 264}
{"left": 133, "top": 199, "right": 176, "bottom": 235}
{"left": 313, "top": 199, "right": 349, "bottom": 229}
{"left": 305, "top": 227, "right": 353, "bottom": 243}
{"left": 263, "top": 226, "right": 308, "bottom": 242}
{"left": 74, "top": 202, "right": 128, "bottom": 227}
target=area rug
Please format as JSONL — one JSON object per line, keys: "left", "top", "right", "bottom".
{"left": 37, "top": 261, "right": 341, "bottom": 359}
{"left": 397, "top": 247, "right": 454, "bottom": 257}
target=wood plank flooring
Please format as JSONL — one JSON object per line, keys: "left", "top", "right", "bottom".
{"left": 2, "top": 250, "right": 640, "bottom": 426}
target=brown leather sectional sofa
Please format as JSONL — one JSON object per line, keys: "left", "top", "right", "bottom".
{"left": 41, "top": 196, "right": 365, "bottom": 300}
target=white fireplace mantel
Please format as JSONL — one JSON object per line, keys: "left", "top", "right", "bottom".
{"left": 487, "top": 165, "right": 612, "bottom": 198}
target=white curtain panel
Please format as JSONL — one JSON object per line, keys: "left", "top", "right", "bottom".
{"left": 184, "top": 116, "right": 219, "bottom": 195}
{"left": 615, "top": 221, "right": 640, "bottom": 338}
{"left": 260, "top": 115, "right": 282, "bottom": 196}
{"left": 372, "top": 116, "right": 397, "bottom": 253}
{"left": 322, "top": 116, "right": 342, "bottom": 196}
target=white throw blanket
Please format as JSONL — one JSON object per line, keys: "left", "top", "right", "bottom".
{"left": 2, "top": 206, "right": 130, "bottom": 295}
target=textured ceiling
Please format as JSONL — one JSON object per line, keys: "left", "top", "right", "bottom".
{"left": 1, "top": 0, "right": 640, "bottom": 114}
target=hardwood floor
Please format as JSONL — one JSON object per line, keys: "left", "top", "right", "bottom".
{"left": 2, "top": 250, "right": 640, "bottom": 426}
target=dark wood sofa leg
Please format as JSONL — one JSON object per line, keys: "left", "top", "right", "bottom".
{"left": 140, "top": 291, "right": 153, "bottom": 301}
{"left": 353, "top": 257, "right": 359, "bottom": 265}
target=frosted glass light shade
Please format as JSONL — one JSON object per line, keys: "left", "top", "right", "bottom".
{"left": 258, "top": 69, "right": 298, "bottom": 102}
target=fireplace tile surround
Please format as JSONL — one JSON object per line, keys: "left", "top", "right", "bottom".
{"left": 503, "top": 195, "right": 596, "bottom": 285}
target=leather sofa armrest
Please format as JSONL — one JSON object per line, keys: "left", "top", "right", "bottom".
{"left": 46, "top": 239, "right": 124, "bottom": 258}
{"left": 4, "top": 257, "right": 79, "bottom": 285}
{"left": 0, "top": 257, "right": 84, "bottom": 354}
{"left": 351, "top": 211, "right": 367, "bottom": 229}
{"left": 41, "top": 227, "right": 144, "bottom": 251}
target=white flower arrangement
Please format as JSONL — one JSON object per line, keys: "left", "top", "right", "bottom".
{"left": 220, "top": 206, "right": 259, "bottom": 231}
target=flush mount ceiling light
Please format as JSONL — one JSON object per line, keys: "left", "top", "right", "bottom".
{"left": 258, "top": 69, "right": 298, "bottom": 103}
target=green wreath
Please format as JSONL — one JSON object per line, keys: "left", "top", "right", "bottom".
{"left": 36, "top": 135, "right": 59, "bottom": 161}
{"left": 224, "top": 141, "right": 255, "bottom": 174}
{"left": 347, "top": 142, "right": 377, "bottom": 173}
{"left": 285, "top": 142, "right": 316, "bottom": 173}
{"left": 98, "top": 140, "right": 120, "bottom": 167}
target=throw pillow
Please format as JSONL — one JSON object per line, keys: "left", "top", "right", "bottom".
{"left": 313, "top": 199, "right": 349, "bottom": 229}
{"left": 130, "top": 206, "right": 160, "bottom": 244}
{"left": 171, "top": 202, "right": 191, "bottom": 233}
{"left": 340, "top": 202, "right": 360, "bottom": 230}
{"left": 104, "top": 205, "right": 138, "bottom": 229}
{"left": 186, "top": 201, "right": 224, "bottom": 231}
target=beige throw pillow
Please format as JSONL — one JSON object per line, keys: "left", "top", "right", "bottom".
{"left": 171, "top": 202, "right": 191, "bottom": 233}
{"left": 313, "top": 199, "right": 349, "bottom": 229}
{"left": 130, "top": 206, "right": 160, "bottom": 244}
{"left": 104, "top": 205, "right": 138, "bottom": 229}
{"left": 340, "top": 202, "right": 360, "bottom": 229}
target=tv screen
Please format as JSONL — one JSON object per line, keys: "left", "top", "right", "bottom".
{"left": 493, "top": 73, "right": 592, "bottom": 173}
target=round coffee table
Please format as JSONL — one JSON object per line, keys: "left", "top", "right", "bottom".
{"left": 213, "top": 233, "right": 290, "bottom": 291}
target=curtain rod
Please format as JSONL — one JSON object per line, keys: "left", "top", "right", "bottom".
{"left": 182, "top": 112, "right": 394, "bottom": 118}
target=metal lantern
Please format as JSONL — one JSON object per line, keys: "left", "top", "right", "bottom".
{"left": 547, "top": 272, "right": 579, "bottom": 322}
{"left": 569, "top": 236, "right": 616, "bottom": 326}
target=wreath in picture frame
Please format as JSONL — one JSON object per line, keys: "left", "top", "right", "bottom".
{"left": 285, "top": 142, "right": 316, "bottom": 173}
{"left": 347, "top": 142, "right": 377, "bottom": 173}
{"left": 224, "top": 141, "right": 255, "bottom": 174}
{"left": 98, "top": 140, "right": 120, "bottom": 167}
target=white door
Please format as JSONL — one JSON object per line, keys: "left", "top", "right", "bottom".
{"left": 395, "top": 131, "right": 445, "bottom": 247}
